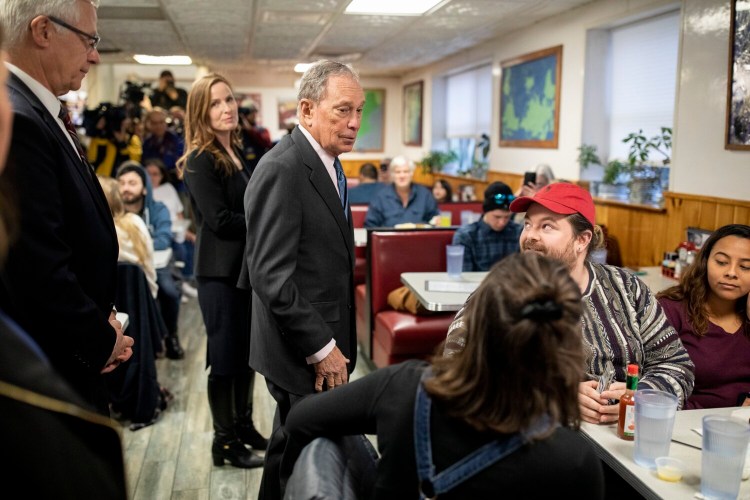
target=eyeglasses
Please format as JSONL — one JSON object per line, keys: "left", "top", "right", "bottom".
{"left": 492, "top": 193, "right": 515, "bottom": 203}
{"left": 48, "top": 16, "right": 100, "bottom": 51}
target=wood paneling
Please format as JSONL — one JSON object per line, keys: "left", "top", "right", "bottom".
{"left": 340, "top": 158, "right": 382, "bottom": 178}
{"left": 593, "top": 199, "right": 667, "bottom": 269}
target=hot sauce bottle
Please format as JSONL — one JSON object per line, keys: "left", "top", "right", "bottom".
{"left": 617, "top": 364, "right": 639, "bottom": 441}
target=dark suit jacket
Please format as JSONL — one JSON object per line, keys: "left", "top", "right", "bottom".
{"left": 0, "top": 310, "right": 126, "bottom": 499}
{"left": 241, "top": 126, "right": 356, "bottom": 395}
{"left": 183, "top": 145, "right": 250, "bottom": 280}
{"left": 0, "top": 73, "right": 119, "bottom": 411}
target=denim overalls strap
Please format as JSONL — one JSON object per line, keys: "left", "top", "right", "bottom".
{"left": 413, "top": 369, "right": 553, "bottom": 499}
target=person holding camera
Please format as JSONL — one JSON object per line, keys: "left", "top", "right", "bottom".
{"left": 85, "top": 104, "right": 142, "bottom": 177}
{"left": 150, "top": 70, "right": 187, "bottom": 110}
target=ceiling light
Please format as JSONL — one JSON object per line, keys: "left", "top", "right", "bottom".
{"left": 294, "top": 63, "right": 313, "bottom": 73}
{"left": 345, "top": 0, "right": 443, "bottom": 16}
{"left": 133, "top": 55, "right": 193, "bottom": 65}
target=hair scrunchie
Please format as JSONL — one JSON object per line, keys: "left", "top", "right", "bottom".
{"left": 520, "top": 299, "right": 563, "bottom": 321}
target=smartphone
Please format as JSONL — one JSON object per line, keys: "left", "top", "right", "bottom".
{"left": 523, "top": 171, "right": 536, "bottom": 186}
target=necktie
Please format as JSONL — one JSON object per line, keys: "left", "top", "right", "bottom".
{"left": 58, "top": 101, "right": 89, "bottom": 167}
{"left": 333, "top": 157, "right": 348, "bottom": 219}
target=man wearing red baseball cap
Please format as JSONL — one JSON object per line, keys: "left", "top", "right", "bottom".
{"left": 444, "top": 182, "right": 694, "bottom": 425}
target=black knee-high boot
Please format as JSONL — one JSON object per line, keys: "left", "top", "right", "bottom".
{"left": 234, "top": 368, "right": 269, "bottom": 451}
{"left": 207, "top": 375, "right": 264, "bottom": 468}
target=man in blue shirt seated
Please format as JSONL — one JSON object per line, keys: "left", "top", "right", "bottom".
{"left": 452, "top": 182, "right": 521, "bottom": 271}
{"left": 365, "top": 156, "right": 439, "bottom": 228}
{"left": 348, "top": 162, "right": 382, "bottom": 204}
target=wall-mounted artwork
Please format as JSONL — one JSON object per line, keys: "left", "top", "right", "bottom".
{"left": 499, "top": 45, "right": 562, "bottom": 148}
{"left": 353, "top": 88, "right": 385, "bottom": 152}
{"left": 402, "top": 81, "right": 423, "bottom": 146}
{"left": 277, "top": 97, "right": 298, "bottom": 131}
{"left": 236, "top": 93, "right": 262, "bottom": 123}
{"left": 725, "top": 0, "right": 750, "bottom": 150}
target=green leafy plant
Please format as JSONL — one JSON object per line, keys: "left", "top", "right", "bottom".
{"left": 419, "top": 150, "right": 458, "bottom": 174}
{"left": 577, "top": 144, "right": 602, "bottom": 169}
{"left": 603, "top": 127, "right": 672, "bottom": 183}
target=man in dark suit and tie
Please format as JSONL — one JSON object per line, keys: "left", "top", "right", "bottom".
{"left": 0, "top": 0, "right": 133, "bottom": 415}
{"left": 242, "top": 60, "right": 364, "bottom": 499}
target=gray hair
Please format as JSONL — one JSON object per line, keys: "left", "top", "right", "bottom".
{"left": 0, "top": 0, "right": 100, "bottom": 48}
{"left": 535, "top": 164, "right": 555, "bottom": 182}
{"left": 297, "top": 60, "right": 359, "bottom": 107}
{"left": 388, "top": 155, "right": 415, "bottom": 173}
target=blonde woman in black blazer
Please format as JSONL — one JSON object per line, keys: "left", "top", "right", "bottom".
{"left": 179, "top": 74, "right": 266, "bottom": 469}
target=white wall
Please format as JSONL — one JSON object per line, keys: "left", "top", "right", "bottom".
{"left": 671, "top": 0, "right": 748, "bottom": 200}
{"left": 86, "top": 0, "right": 749, "bottom": 199}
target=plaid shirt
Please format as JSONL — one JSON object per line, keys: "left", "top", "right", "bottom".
{"left": 451, "top": 218, "right": 521, "bottom": 272}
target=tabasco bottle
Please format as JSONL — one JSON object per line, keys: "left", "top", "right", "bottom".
{"left": 617, "top": 364, "right": 639, "bottom": 441}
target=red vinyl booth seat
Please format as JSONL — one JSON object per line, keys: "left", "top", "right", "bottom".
{"left": 358, "top": 229, "right": 457, "bottom": 368}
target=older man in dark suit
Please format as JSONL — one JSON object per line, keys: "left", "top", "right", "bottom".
{"left": 0, "top": 0, "right": 133, "bottom": 415}
{"left": 242, "top": 60, "right": 364, "bottom": 499}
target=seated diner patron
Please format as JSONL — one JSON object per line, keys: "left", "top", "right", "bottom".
{"left": 657, "top": 224, "right": 750, "bottom": 409}
{"left": 452, "top": 181, "right": 521, "bottom": 272}
{"left": 443, "top": 183, "right": 694, "bottom": 424}
{"left": 364, "top": 155, "right": 439, "bottom": 228}
{"left": 348, "top": 162, "right": 382, "bottom": 204}
{"left": 285, "top": 253, "right": 604, "bottom": 499}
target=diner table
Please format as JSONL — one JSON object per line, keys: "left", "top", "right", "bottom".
{"left": 354, "top": 228, "right": 367, "bottom": 248}
{"left": 400, "top": 272, "right": 487, "bottom": 312}
{"left": 629, "top": 266, "right": 677, "bottom": 294}
{"left": 581, "top": 407, "right": 750, "bottom": 499}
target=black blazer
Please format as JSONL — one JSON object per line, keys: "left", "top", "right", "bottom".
{"left": 183, "top": 145, "right": 250, "bottom": 280}
{"left": 0, "top": 73, "right": 118, "bottom": 410}
{"left": 0, "top": 311, "right": 126, "bottom": 498}
{"left": 241, "top": 126, "right": 356, "bottom": 395}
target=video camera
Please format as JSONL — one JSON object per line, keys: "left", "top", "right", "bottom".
{"left": 119, "top": 80, "right": 152, "bottom": 119}
{"left": 82, "top": 102, "right": 127, "bottom": 139}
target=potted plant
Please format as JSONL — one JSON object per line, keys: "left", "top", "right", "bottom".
{"left": 419, "top": 150, "right": 458, "bottom": 174}
{"left": 577, "top": 143, "right": 602, "bottom": 170}
{"left": 601, "top": 127, "right": 672, "bottom": 205}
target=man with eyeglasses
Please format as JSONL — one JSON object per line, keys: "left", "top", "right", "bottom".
{"left": 0, "top": 0, "right": 134, "bottom": 415}
{"left": 451, "top": 181, "right": 521, "bottom": 272}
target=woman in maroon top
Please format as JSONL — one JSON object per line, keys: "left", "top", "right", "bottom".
{"left": 657, "top": 224, "right": 750, "bottom": 409}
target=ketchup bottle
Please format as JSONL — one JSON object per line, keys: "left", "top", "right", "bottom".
{"left": 617, "top": 364, "right": 639, "bottom": 441}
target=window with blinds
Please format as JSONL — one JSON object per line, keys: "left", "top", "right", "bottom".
{"left": 446, "top": 64, "right": 492, "bottom": 138}
{"left": 607, "top": 11, "right": 679, "bottom": 162}
{"left": 443, "top": 64, "right": 492, "bottom": 174}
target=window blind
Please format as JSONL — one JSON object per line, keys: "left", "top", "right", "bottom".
{"left": 446, "top": 64, "right": 492, "bottom": 138}
{"left": 608, "top": 11, "right": 679, "bottom": 162}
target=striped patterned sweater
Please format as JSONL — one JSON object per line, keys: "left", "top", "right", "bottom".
{"left": 444, "top": 262, "right": 695, "bottom": 408}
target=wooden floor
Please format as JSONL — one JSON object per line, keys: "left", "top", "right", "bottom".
{"left": 120, "top": 296, "right": 372, "bottom": 500}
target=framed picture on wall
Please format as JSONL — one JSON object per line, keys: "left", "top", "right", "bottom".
{"left": 277, "top": 97, "right": 298, "bottom": 131}
{"left": 402, "top": 81, "right": 423, "bottom": 146}
{"left": 236, "top": 93, "right": 262, "bottom": 122}
{"left": 352, "top": 88, "right": 385, "bottom": 152}
{"left": 686, "top": 227, "right": 712, "bottom": 250}
{"left": 499, "top": 45, "right": 562, "bottom": 149}
{"left": 725, "top": 0, "right": 750, "bottom": 150}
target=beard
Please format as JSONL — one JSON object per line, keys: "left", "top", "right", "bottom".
{"left": 121, "top": 191, "right": 144, "bottom": 205}
{"left": 522, "top": 237, "right": 578, "bottom": 270}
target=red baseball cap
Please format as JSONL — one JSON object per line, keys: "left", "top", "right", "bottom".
{"left": 509, "top": 182, "right": 596, "bottom": 227}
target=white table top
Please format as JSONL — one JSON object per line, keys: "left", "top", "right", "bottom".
{"left": 354, "top": 228, "right": 367, "bottom": 247}
{"left": 581, "top": 407, "right": 750, "bottom": 499}
{"left": 630, "top": 266, "right": 678, "bottom": 294}
{"left": 400, "top": 272, "right": 487, "bottom": 312}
